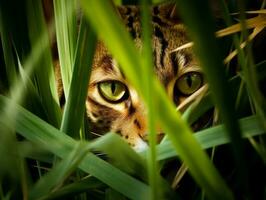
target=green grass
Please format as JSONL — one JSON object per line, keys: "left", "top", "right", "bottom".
{"left": 0, "top": 0, "right": 265, "bottom": 199}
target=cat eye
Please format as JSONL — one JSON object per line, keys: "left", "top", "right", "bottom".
{"left": 98, "top": 80, "right": 128, "bottom": 103}
{"left": 176, "top": 72, "right": 203, "bottom": 95}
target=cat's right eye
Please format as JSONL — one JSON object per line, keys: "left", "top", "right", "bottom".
{"left": 98, "top": 80, "right": 128, "bottom": 103}
{"left": 175, "top": 72, "right": 203, "bottom": 96}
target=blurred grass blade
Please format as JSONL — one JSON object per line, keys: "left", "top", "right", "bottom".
{"left": 26, "top": 0, "right": 61, "bottom": 127}
{"left": 153, "top": 81, "right": 234, "bottom": 199}
{"left": 1, "top": 3, "right": 60, "bottom": 196}
{"left": 37, "top": 177, "right": 104, "bottom": 200}
{"left": 79, "top": 153, "right": 150, "bottom": 200}
{"left": 80, "top": 1, "right": 233, "bottom": 199}
{"left": 90, "top": 133, "right": 147, "bottom": 178}
{"left": 80, "top": 0, "right": 142, "bottom": 92}
{"left": 60, "top": 17, "right": 96, "bottom": 138}
{"left": 106, "top": 189, "right": 127, "bottom": 200}
{"left": 53, "top": 0, "right": 78, "bottom": 97}
{"left": 0, "top": 9, "right": 16, "bottom": 88}
{"left": 154, "top": 115, "right": 265, "bottom": 160}
{"left": 141, "top": 0, "right": 161, "bottom": 199}
{"left": 0, "top": 95, "right": 150, "bottom": 200}
{"left": 91, "top": 133, "right": 178, "bottom": 199}
{"left": 175, "top": 0, "right": 249, "bottom": 196}
{"left": 29, "top": 142, "right": 89, "bottom": 200}
{"left": 16, "top": 56, "right": 50, "bottom": 119}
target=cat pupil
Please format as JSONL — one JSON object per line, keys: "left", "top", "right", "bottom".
{"left": 111, "top": 82, "right": 116, "bottom": 94}
{"left": 186, "top": 75, "right": 193, "bottom": 88}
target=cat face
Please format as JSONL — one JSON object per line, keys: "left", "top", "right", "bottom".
{"left": 86, "top": 5, "right": 204, "bottom": 151}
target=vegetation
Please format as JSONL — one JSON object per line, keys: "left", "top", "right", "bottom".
{"left": 0, "top": 0, "right": 265, "bottom": 199}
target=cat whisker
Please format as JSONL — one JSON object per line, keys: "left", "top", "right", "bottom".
{"left": 177, "top": 84, "right": 208, "bottom": 112}
{"left": 170, "top": 42, "right": 194, "bottom": 52}
{"left": 90, "top": 131, "right": 102, "bottom": 137}
{"left": 94, "top": 152, "right": 106, "bottom": 157}
{"left": 171, "top": 162, "right": 188, "bottom": 189}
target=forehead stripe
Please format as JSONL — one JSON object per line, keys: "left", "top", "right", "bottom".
{"left": 153, "top": 6, "right": 159, "bottom": 15}
{"left": 152, "top": 16, "right": 167, "bottom": 26}
{"left": 154, "top": 26, "right": 168, "bottom": 69}
{"left": 170, "top": 53, "right": 178, "bottom": 75}
{"left": 126, "top": 16, "right": 137, "bottom": 38}
{"left": 99, "top": 55, "right": 114, "bottom": 72}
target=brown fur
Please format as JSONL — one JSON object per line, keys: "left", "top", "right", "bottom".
{"left": 56, "top": 4, "right": 204, "bottom": 151}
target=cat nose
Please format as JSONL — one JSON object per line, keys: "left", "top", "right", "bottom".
{"left": 157, "top": 133, "right": 165, "bottom": 143}
{"left": 134, "top": 138, "right": 148, "bottom": 152}
{"left": 142, "top": 132, "right": 165, "bottom": 144}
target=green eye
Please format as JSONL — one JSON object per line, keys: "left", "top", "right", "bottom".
{"left": 98, "top": 81, "right": 128, "bottom": 103}
{"left": 176, "top": 72, "right": 203, "bottom": 95}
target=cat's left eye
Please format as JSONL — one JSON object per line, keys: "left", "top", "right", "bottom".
{"left": 175, "top": 72, "right": 203, "bottom": 96}
{"left": 98, "top": 81, "right": 128, "bottom": 103}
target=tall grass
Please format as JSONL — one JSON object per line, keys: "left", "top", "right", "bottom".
{"left": 0, "top": 0, "right": 265, "bottom": 199}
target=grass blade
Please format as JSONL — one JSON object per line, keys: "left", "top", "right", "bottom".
{"left": 38, "top": 177, "right": 104, "bottom": 200}
{"left": 26, "top": 0, "right": 61, "bottom": 127}
{"left": 174, "top": 0, "right": 249, "bottom": 196}
{"left": 0, "top": 9, "right": 16, "bottom": 88}
{"left": 29, "top": 142, "right": 89, "bottom": 200}
{"left": 141, "top": 1, "right": 161, "bottom": 199}
{"left": 60, "top": 17, "right": 96, "bottom": 138}
{"left": 153, "top": 115, "right": 265, "bottom": 160}
{"left": 90, "top": 133, "right": 147, "bottom": 178}
{"left": 0, "top": 95, "right": 151, "bottom": 200}
{"left": 53, "top": 0, "right": 77, "bottom": 97}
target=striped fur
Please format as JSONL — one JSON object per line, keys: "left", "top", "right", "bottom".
{"left": 57, "top": 4, "right": 204, "bottom": 151}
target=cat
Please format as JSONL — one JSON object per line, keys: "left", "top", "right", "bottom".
{"left": 56, "top": 4, "right": 204, "bottom": 152}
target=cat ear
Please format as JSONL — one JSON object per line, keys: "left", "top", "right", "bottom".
{"left": 155, "top": 1, "right": 223, "bottom": 23}
{"left": 153, "top": 3, "right": 181, "bottom": 24}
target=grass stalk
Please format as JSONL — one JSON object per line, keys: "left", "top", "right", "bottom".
{"left": 53, "top": 0, "right": 77, "bottom": 98}
{"left": 174, "top": 0, "right": 249, "bottom": 197}
{"left": 60, "top": 17, "right": 96, "bottom": 138}
{"left": 141, "top": 1, "right": 161, "bottom": 199}
{"left": 26, "top": 0, "right": 61, "bottom": 127}
{"left": 0, "top": 95, "right": 151, "bottom": 200}
{"left": 237, "top": 0, "right": 266, "bottom": 132}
